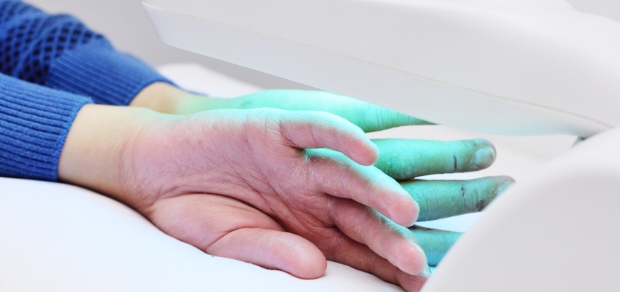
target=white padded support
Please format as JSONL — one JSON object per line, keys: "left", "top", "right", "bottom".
{"left": 423, "top": 126, "right": 620, "bottom": 291}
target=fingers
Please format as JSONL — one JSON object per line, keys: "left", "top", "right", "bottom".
{"left": 346, "top": 104, "right": 431, "bottom": 133}
{"left": 329, "top": 198, "right": 427, "bottom": 275}
{"left": 149, "top": 194, "right": 327, "bottom": 279}
{"left": 207, "top": 228, "right": 327, "bottom": 279}
{"left": 236, "top": 90, "right": 430, "bottom": 132}
{"left": 373, "top": 139, "right": 497, "bottom": 180}
{"left": 409, "top": 226, "right": 462, "bottom": 266}
{"left": 323, "top": 228, "right": 429, "bottom": 292}
{"left": 275, "top": 110, "right": 379, "bottom": 166}
{"left": 402, "top": 176, "right": 515, "bottom": 221}
{"left": 306, "top": 149, "right": 419, "bottom": 226}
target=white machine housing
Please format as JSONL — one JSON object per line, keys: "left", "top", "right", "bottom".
{"left": 143, "top": 0, "right": 620, "bottom": 137}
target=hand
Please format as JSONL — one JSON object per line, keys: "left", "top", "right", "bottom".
{"left": 130, "top": 84, "right": 429, "bottom": 132}
{"left": 132, "top": 83, "right": 515, "bottom": 267}
{"left": 59, "top": 105, "right": 428, "bottom": 291}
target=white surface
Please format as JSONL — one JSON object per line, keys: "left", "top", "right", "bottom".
{"left": 423, "top": 126, "right": 620, "bottom": 292}
{"left": 567, "top": 0, "right": 620, "bottom": 24}
{"left": 144, "top": 0, "right": 620, "bottom": 137}
{"left": 0, "top": 178, "right": 401, "bottom": 292}
{"left": 158, "top": 63, "right": 262, "bottom": 97}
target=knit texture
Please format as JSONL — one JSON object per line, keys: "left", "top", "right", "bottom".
{"left": 47, "top": 39, "right": 170, "bottom": 106}
{"left": 0, "top": 0, "right": 172, "bottom": 105}
{"left": 0, "top": 73, "right": 90, "bottom": 180}
{"left": 0, "top": 1, "right": 102, "bottom": 85}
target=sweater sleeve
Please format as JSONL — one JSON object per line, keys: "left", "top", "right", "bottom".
{"left": 0, "top": 73, "right": 91, "bottom": 181}
{"left": 0, "top": 0, "right": 172, "bottom": 106}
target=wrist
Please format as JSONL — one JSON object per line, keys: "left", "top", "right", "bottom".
{"left": 58, "top": 104, "right": 164, "bottom": 207}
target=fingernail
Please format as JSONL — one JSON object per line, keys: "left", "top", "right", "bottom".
{"left": 496, "top": 182, "right": 512, "bottom": 197}
{"left": 408, "top": 199, "right": 420, "bottom": 227}
{"left": 400, "top": 243, "right": 427, "bottom": 275}
{"left": 474, "top": 147, "right": 496, "bottom": 168}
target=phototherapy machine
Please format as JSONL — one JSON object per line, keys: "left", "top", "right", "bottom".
{"left": 2, "top": 1, "right": 619, "bottom": 291}
{"left": 143, "top": 0, "right": 620, "bottom": 291}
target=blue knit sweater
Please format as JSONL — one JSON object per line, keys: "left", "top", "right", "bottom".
{"left": 0, "top": 0, "right": 170, "bottom": 180}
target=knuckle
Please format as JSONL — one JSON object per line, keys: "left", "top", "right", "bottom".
{"left": 459, "top": 183, "right": 480, "bottom": 212}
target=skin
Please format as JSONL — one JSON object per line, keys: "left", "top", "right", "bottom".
{"left": 57, "top": 83, "right": 513, "bottom": 292}
{"left": 410, "top": 227, "right": 461, "bottom": 266}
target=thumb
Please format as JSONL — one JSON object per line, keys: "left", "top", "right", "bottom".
{"left": 207, "top": 228, "right": 327, "bottom": 279}
{"left": 277, "top": 110, "right": 379, "bottom": 166}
